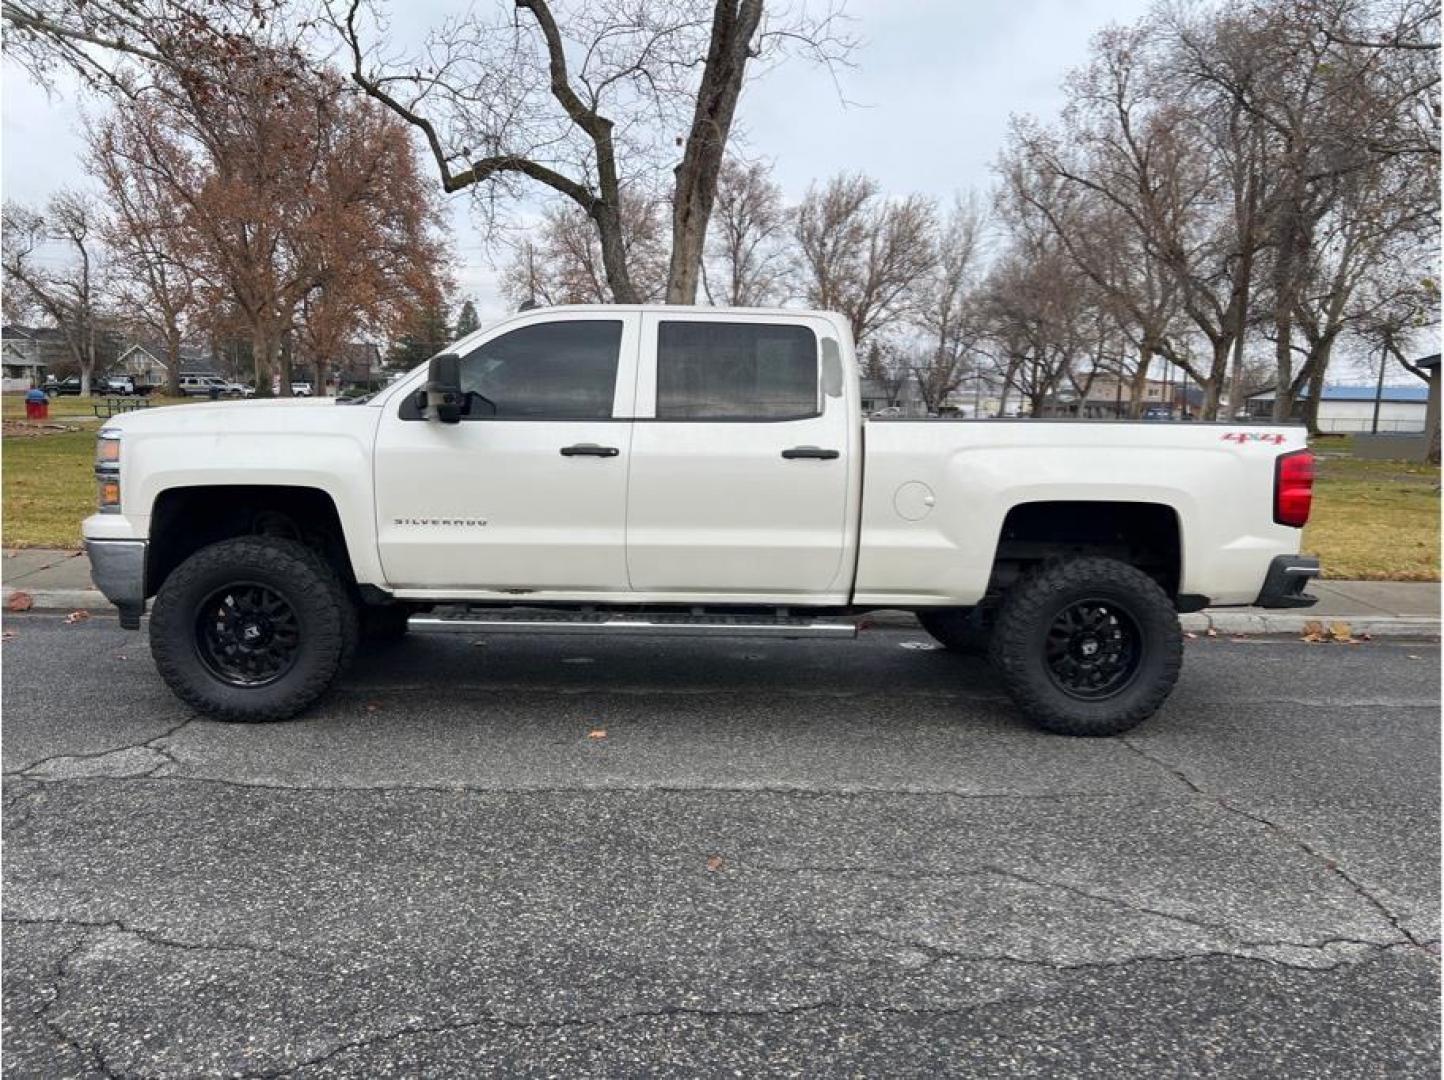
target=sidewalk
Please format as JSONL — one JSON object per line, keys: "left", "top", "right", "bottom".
{"left": 2, "top": 548, "right": 1439, "bottom": 638}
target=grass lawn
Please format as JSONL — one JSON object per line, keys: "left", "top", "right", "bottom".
{"left": 3, "top": 416, "right": 1439, "bottom": 581}
{"left": 1304, "top": 442, "right": 1439, "bottom": 581}
{"left": 3, "top": 427, "right": 98, "bottom": 548}
{"left": 1, "top": 393, "right": 195, "bottom": 420}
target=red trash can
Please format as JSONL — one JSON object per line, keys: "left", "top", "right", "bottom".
{"left": 24, "top": 389, "right": 48, "bottom": 420}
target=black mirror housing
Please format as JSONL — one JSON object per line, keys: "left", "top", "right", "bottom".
{"left": 424, "top": 353, "right": 465, "bottom": 423}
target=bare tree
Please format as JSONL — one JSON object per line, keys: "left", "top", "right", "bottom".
{"left": 2, "top": 193, "right": 109, "bottom": 395}
{"left": 976, "top": 235, "right": 1091, "bottom": 417}
{"left": 702, "top": 158, "right": 787, "bottom": 306}
{"left": 502, "top": 192, "right": 668, "bottom": 306}
{"left": 1167, "top": 0, "right": 1440, "bottom": 419}
{"left": 794, "top": 173, "right": 937, "bottom": 346}
{"left": 89, "top": 113, "right": 196, "bottom": 395}
{"left": 335, "top": 0, "right": 852, "bottom": 305}
{"left": 909, "top": 196, "right": 985, "bottom": 413}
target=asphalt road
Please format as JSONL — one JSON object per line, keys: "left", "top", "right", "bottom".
{"left": 2, "top": 616, "right": 1439, "bottom": 1078}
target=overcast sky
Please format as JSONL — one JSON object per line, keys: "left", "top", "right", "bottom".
{"left": 2, "top": 0, "right": 1160, "bottom": 323}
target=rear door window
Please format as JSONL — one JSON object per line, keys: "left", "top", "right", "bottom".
{"left": 655, "top": 322, "right": 818, "bottom": 421}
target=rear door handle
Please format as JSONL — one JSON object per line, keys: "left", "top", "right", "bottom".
{"left": 781, "top": 446, "right": 840, "bottom": 460}
{"left": 560, "top": 443, "right": 620, "bottom": 457}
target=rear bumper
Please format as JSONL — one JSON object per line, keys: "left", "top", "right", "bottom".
{"left": 86, "top": 538, "right": 146, "bottom": 628}
{"left": 1254, "top": 555, "right": 1320, "bottom": 609}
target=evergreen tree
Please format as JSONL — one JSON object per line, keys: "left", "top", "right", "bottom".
{"left": 386, "top": 300, "right": 451, "bottom": 370}
{"left": 454, "top": 299, "right": 480, "bottom": 339}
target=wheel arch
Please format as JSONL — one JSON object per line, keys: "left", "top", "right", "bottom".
{"left": 146, "top": 484, "right": 361, "bottom": 600}
{"left": 986, "top": 500, "right": 1185, "bottom": 603}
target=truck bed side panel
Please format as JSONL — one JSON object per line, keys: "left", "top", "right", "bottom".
{"left": 854, "top": 422, "right": 1308, "bottom": 608}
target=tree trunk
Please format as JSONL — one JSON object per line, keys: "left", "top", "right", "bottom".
{"left": 1302, "top": 342, "right": 1331, "bottom": 435}
{"left": 1129, "top": 347, "right": 1151, "bottom": 419}
{"left": 1200, "top": 377, "right": 1221, "bottom": 422}
{"left": 592, "top": 200, "right": 637, "bottom": 303}
{"left": 278, "top": 332, "right": 294, "bottom": 396}
{"left": 1272, "top": 307, "right": 1294, "bottom": 422}
{"left": 1424, "top": 367, "right": 1441, "bottom": 464}
{"left": 252, "top": 324, "right": 275, "bottom": 399}
{"left": 165, "top": 327, "right": 182, "bottom": 397}
{"left": 664, "top": 0, "right": 764, "bottom": 304}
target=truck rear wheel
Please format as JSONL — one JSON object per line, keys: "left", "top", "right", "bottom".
{"left": 150, "top": 536, "right": 358, "bottom": 722}
{"left": 988, "top": 557, "right": 1182, "bottom": 736}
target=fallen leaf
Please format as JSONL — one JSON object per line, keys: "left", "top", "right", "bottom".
{"left": 587, "top": 728, "right": 607, "bottom": 740}
{"left": 1328, "top": 621, "right": 1353, "bottom": 643}
{"left": 64, "top": 610, "right": 90, "bottom": 624}
{"left": 1184, "top": 631, "right": 1198, "bottom": 640}
{"left": 1, "top": 630, "right": 16, "bottom": 641}
{"left": 706, "top": 855, "right": 725, "bottom": 872}
{"left": 6, "top": 592, "right": 33, "bottom": 612}
{"left": 1204, "top": 627, "right": 1218, "bottom": 638}
{"left": 1300, "top": 620, "right": 1327, "bottom": 643}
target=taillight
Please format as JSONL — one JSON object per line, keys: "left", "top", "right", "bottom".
{"left": 1274, "top": 448, "right": 1314, "bottom": 527}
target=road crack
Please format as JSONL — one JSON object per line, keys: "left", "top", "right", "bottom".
{"left": 3, "top": 914, "right": 316, "bottom": 967}
{"left": 6, "top": 715, "right": 201, "bottom": 782}
{"left": 1119, "top": 738, "right": 1430, "bottom": 950}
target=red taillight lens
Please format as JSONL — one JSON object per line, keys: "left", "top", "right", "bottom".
{"left": 1274, "top": 448, "right": 1315, "bottom": 527}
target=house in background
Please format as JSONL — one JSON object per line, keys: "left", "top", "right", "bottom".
{"left": 1040, "top": 376, "right": 1201, "bottom": 419}
{"left": 1245, "top": 384, "right": 1430, "bottom": 433}
{"left": 334, "top": 341, "right": 383, "bottom": 390}
{"left": 859, "top": 376, "right": 928, "bottom": 416}
{"left": 113, "top": 342, "right": 221, "bottom": 390}
{"left": 1, "top": 325, "right": 71, "bottom": 390}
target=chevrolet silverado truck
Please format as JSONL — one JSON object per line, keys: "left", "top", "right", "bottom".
{"left": 82, "top": 305, "right": 1320, "bottom": 735}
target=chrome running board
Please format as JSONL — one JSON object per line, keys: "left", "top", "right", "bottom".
{"left": 409, "top": 607, "right": 858, "bottom": 639}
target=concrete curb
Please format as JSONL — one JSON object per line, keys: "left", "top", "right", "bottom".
{"left": 3, "top": 587, "right": 109, "bottom": 614}
{"left": 5, "top": 587, "right": 1439, "bottom": 639}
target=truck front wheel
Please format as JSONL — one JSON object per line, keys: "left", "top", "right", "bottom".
{"left": 150, "top": 536, "right": 358, "bottom": 722}
{"left": 988, "top": 557, "right": 1182, "bottom": 736}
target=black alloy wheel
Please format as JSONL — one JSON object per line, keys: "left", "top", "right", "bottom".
{"left": 195, "top": 582, "right": 302, "bottom": 687}
{"left": 1043, "top": 598, "right": 1142, "bottom": 700}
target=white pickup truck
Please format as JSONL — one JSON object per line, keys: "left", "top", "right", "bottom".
{"left": 82, "top": 305, "right": 1319, "bottom": 735}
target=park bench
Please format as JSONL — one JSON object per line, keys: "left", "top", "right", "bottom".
{"left": 92, "top": 396, "right": 153, "bottom": 419}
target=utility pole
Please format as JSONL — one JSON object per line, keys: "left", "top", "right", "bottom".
{"left": 1371, "top": 346, "right": 1388, "bottom": 434}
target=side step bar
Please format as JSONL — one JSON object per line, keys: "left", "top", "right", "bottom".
{"left": 409, "top": 607, "right": 859, "bottom": 639}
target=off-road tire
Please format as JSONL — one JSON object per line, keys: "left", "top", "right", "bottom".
{"left": 988, "top": 557, "right": 1182, "bottom": 737}
{"left": 361, "top": 604, "right": 411, "bottom": 643}
{"left": 916, "top": 607, "right": 990, "bottom": 655}
{"left": 150, "top": 536, "right": 359, "bottom": 722}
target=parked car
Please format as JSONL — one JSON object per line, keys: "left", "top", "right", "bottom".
{"left": 83, "top": 304, "right": 1320, "bottom": 734}
{"left": 177, "top": 374, "right": 244, "bottom": 398}
{"left": 289, "top": 381, "right": 314, "bottom": 397}
{"left": 44, "top": 376, "right": 90, "bottom": 397}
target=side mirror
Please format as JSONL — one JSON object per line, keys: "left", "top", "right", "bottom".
{"left": 423, "top": 353, "right": 465, "bottom": 423}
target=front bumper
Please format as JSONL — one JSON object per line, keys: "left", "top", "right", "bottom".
{"left": 1254, "top": 555, "right": 1320, "bottom": 609}
{"left": 86, "top": 538, "right": 146, "bottom": 628}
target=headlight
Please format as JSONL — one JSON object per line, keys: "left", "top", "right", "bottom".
{"left": 95, "top": 429, "right": 121, "bottom": 512}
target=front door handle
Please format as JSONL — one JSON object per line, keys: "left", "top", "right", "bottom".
{"left": 781, "top": 446, "right": 840, "bottom": 460}
{"left": 560, "top": 443, "right": 620, "bottom": 457}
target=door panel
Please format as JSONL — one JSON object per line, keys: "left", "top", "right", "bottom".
{"left": 373, "top": 313, "right": 637, "bottom": 592}
{"left": 625, "top": 313, "right": 854, "bottom": 597}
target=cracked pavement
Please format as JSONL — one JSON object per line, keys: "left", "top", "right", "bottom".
{"left": 2, "top": 616, "right": 1438, "bottom": 1077}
